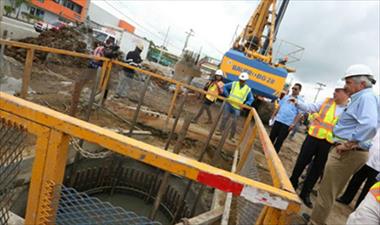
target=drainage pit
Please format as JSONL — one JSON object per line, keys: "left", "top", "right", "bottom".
{"left": 64, "top": 156, "right": 211, "bottom": 224}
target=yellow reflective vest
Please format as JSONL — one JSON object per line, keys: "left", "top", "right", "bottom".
{"left": 308, "top": 98, "right": 339, "bottom": 143}
{"left": 228, "top": 81, "right": 251, "bottom": 109}
{"left": 370, "top": 181, "right": 380, "bottom": 203}
{"left": 205, "top": 81, "right": 224, "bottom": 102}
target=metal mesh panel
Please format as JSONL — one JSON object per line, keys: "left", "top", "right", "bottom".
{"left": 233, "top": 124, "right": 263, "bottom": 225}
{"left": 55, "top": 185, "right": 162, "bottom": 225}
{"left": 235, "top": 150, "right": 263, "bottom": 225}
{"left": 0, "top": 121, "right": 26, "bottom": 225}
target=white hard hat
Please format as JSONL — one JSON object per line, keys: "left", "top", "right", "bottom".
{"left": 239, "top": 72, "right": 249, "bottom": 81}
{"left": 343, "top": 64, "right": 376, "bottom": 84}
{"left": 136, "top": 43, "right": 144, "bottom": 51}
{"left": 215, "top": 69, "right": 224, "bottom": 77}
{"left": 334, "top": 80, "right": 345, "bottom": 89}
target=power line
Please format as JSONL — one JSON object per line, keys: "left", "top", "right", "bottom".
{"left": 103, "top": 1, "right": 226, "bottom": 57}
{"left": 104, "top": 1, "right": 183, "bottom": 51}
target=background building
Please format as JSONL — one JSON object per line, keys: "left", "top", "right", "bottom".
{"left": 88, "top": 3, "right": 135, "bottom": 33}
{"left": 4, "top": 0, "right": 90, "bottom": 23}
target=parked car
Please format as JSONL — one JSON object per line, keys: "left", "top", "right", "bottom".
{"left": 34, "top": 21, "right": 49, "bottom": 32}
{"left": 34, "top": 21, "right": 68, "bottom": 32}
{"left": 50, "top": 21, "right": 68, "bottom": 31}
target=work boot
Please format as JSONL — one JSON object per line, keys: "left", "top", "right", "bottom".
{"left": 229, "top": 137, "right": 237, "bottom": 144}
{"left": 215, "top": 131, "right": 222, "bottom": 136}
{"left": 191, "top": 119, "right": 197, "bottom": 123}
{"left": 336, "top": 197, "right": 349, "bottom": 205}
{"left": 300, "top": 194, "right": 313, "bottom": 208}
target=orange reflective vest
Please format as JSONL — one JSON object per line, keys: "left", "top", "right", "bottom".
{"left": 370, "top": 181, "right": 380, "bottom": 203}
{"left": 308, "top": 98, "right": 339, "bottom": 143}
{"left": 205, "top": 81, "right": 224, "bottom": 102}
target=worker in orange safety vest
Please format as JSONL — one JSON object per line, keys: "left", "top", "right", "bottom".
{"left": 192, "top": 69, "right": 225, "bottom": 124}
{"left": 287, "top": 80, "right": 350, "bottom": 208}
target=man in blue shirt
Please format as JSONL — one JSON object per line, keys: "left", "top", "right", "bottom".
{"left": 269, "top": 83, "right": 303, "bottom": 152}
{"left": 309, "top": 64, "right": 379, "bottom": 225}
{"left": 215, "top": 72, "right": 254, "bottom": 143}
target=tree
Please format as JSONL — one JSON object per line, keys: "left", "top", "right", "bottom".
{"left": 4, "top": 5, "right": 14, "bottom": 16}
{"left": 15, "top": 0, "right": 30, "bottom": 19}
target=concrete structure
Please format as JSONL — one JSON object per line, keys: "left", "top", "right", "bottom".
{"left": 88, "top": 2, "right": 135, "bottom": 33}
{"left": 4, "top": 0, "right": 90, "bottom": 23}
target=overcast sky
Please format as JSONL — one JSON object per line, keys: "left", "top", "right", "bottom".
{"left": 93, "top": 0, "right": 379, "bottom": 102}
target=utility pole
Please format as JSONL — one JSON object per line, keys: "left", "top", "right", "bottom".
{"left": 157, "top": 26, "right": 170, "bottom": 65}
{"left": 182, "top": 28, "right": 194, "bottom": 53}
{"left": 313, "top": 82, "right": 326, "bottom": 103}
{"left": 195, "top": 46, "right": 202, "bottom": 64}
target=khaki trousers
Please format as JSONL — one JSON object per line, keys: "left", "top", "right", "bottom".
{"left": 310, "top": 147, "right": 368, "bottom": 225}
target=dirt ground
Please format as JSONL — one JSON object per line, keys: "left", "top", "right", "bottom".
{"left": 271, "top": 127, "right": 354, "bottom": 225}
{"left": 0, "top": 55, "right": 355, "bottom": 225}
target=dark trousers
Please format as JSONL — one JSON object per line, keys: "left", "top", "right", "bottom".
{"left": 289, "top": 135, "right": 332, "bottom": 197}
{"left": 269, "top": 121, "right": 290, "bottom": 152}
{"left": 338, "top": 164, "right": 379, "bottom": 208}
{"left": 193, "top": 99, "right": 213, "bottom": 122}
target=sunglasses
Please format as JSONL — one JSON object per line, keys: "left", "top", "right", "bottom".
{"left": 292, "top": 87, "right": 299, "bottom": 91}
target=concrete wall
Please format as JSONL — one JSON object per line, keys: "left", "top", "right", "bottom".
{"left": 43, "top": 10, "right": 59, "bottom": 23}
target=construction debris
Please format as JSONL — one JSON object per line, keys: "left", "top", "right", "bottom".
{"left": 5, "top": 27, "right": 90, "bottom": 67}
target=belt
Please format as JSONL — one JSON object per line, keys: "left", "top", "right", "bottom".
{"left": 351, "top": 147, "right": 368, "bottom": 152}
{"left": 332, "top": 143, "right": 368, "bottom": 152}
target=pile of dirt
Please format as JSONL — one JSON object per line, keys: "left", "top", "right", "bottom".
{"left": 141, "top": 63, "right": 170, "bottom": 90}
{"left": 5, "top": 27, "right": 90, "bottom": 67}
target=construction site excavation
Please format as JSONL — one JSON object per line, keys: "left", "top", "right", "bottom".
{"left": 1, "top": 0, "right": 379, "bottom": 225}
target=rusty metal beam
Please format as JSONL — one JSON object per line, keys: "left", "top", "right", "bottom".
{"left": 20, "top": 49, "right": 34, "bottom": 98}
{"left": 128, "top": 76, "right": 151, "bottom": 136}
{"left": 150, "top": 113, "right": 193, "bottom": 220}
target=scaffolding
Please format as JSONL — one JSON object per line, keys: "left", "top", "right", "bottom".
{"left": 0, "top": 39, "right": 301, "bottom": 225}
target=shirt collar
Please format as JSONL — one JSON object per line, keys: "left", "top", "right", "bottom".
{"left": 351, "top": 88, "right": 373, "bottom": 102}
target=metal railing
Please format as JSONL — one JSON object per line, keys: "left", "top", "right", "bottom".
{"left": 0, "top": 39, "right": 300, "bottom": 224}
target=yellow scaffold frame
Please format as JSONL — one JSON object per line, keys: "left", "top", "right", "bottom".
{"left": 0, "top": 39, "right": 300, "bottom": 225}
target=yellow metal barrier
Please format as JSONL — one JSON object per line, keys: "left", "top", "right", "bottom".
{"left": 0, "top": 39, "right": 301, "bottom": 224}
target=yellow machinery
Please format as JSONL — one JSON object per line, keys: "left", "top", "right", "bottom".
{"left": 220, "top": 0, "right": 292, "bottom": 99}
